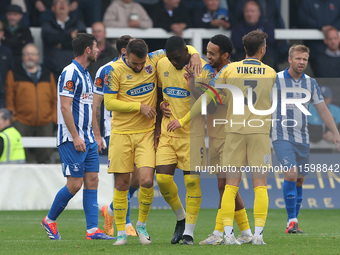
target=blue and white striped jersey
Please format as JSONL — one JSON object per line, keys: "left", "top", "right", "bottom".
{"left": 57, "top": 59, "right": 95, "bottom": 146}
{"left": 271, "top": 68, "right": 324, "bottom": 144}
{"left": 93, "top": 58, "right": 117, "bottom": 138}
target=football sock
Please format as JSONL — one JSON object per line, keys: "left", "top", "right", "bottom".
{"left": 129, "top": 186, "right": 138, "bottom": 198}
{"left": 212, "top": 229, "right": 223, "bottom": 237}
{"left": 183, "top": 223, "right": 195, "bottom": 237}
{"left": 113, "top": 189, "right": 128, "bottom": 231}
{"left": 83, "top": 189, "right": 98, "bottom": 230}
{"left": 296, "top": 185, "right": 303, "bottom": 218}
{"left": 254, "top": 186, "right": 268, "bottom": 228}
{"left": 254, "top": 226, "right": 264, "bottom": 237}
{"left": 221, "top": 185, "right": 238, "bottom": 230}
{"left": 214, "top": 208, "right": 223, "bottom": 232}
{"left": 126, "top": 191, "right": 131, "bottom": 224}
{"left": 283, "top": 180, "right": 297, "bottom": 221}
{"left": 184, "top": 174, "right": 201, "bottom": 225}
{"left": 242, "top": 228, "right": 253, "bottom": 236}
{"left": 107, "top": 203, "right": 114, "bottom": 216}
{"left": 235, "top": 208, "right": 251, "bottom": 232}
{"left": 48, "top": 185, "right": 74, "bottom": 221}
{"left": 117, "top": 230, "right": 126, "bottom": 236}
{"left": 156, "top": 174, "right": 185, "bottom": 220}
{"left": 136, "top": 220, "right": 146, "bottom": 227}
{"left": 138, "top": 186, "right": 154, "bottom": 223}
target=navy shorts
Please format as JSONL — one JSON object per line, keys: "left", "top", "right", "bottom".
{"left": 58, "top": 141, "right": 99, "bottom": 177}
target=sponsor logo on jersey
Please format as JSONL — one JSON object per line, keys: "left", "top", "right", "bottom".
{"left": 127, "top": 83, "right": 155, "bottom": 96}
{"left": 64, "top": 80, "right": 74, "bottom": 92}
{"left": 164, "top": 71, "right": 169, "bottom": 77}
{"left": 163, "top": 87, "right": 190, "bottom": 98}
{"left": 145, "top": 65, "right": 153, "bottom": 74}
{"left": 104, "top": 74, "right": 109, "bottom": 85}
{"left": 95, "top": 77, "right": 103, "bottom": 88}
{"left": 126, "top": 74, "right": 132, "bottom": 80}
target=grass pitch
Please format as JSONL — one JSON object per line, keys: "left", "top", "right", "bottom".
{"left": 1, "top": 209, "right": 340, "bottom": 255}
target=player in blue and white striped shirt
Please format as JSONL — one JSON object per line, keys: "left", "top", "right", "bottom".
{"left": 41, "top": 33, "right": 114, "bottom": 241}
{"left": 271, "top": 45, "right": 340, "bottom": 234}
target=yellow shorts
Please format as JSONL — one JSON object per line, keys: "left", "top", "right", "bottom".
{"left": 223, "top": 133, "right": 271, "bottom": 168}
{"left": 156, "top": 134, "right": 206, "bottom": 171}
{"left": 108, "top": 130, "right": 155, "bottom": 173}
{"left": 208, "top": 137, "right": 225, "bottom": 174}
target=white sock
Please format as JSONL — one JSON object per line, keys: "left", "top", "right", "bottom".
{"left": 254, "top": 226, "right": 263, "bottom": 237}
{"left": 213, "top": 230, "right": 223, "bottom": 237}
{"left": 174, "top": 207, "right": 186, "bottom": 221}
{"left": 46, "top": 216, "right": 55, "bottom": 224}
{"left": 241, "top": 228, "right": 252, "bottom": 236}
{"left": 136, "top": 220, "right": 146, "bottom": 227}
{"left": 107, "top": 205, "right": 114, "bottom": 216}
{"left": 125, "top": 223, "right": 133, "bottom": 228}
{"left": 287, "top": 218, "right": 298, "bottom": 227}
{"left": 118, "top": 230, "right": 126, "bottom": 236}
{"left": 183, "top": 223, "right": 195, "bottom": 237}
{"left": 87, "top": 227, "right": 98, "bottom": 234}
{"left": 224, "top": 226, "right": 234, "bottom": 237}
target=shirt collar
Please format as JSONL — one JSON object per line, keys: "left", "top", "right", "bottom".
{"left": 325, "top": 48, "right": 340, "bottom": 57}
{"left": 22, "top": 63, "right": 42, "bottom": 79}
{"left": 72, "top": 59, "right": 87, "bottom": 74}
{"left": 283, "top": 67, "right": 305, "bottom": 80}
{"left": 56, "top": 16, "right": 70, "bottom": 29}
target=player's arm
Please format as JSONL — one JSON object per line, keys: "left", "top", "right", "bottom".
{"left": 92, "top": 92, "right": 104, "bottom": 153}
{"left": 315, "top": 102, "right": 340, "bottom": 151}
{"left": 186, "top": 45, "right": 202, "bottom": 78}
{"left": 60, "top": 95, "right": 86, "bottom": 152}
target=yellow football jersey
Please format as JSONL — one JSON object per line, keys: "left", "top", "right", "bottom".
{"left": 207, "top": 93, "right": 227, "bottom": 138}
{"left": 157, "top": 57, "right": 214, "bottom": 137}
{"left": 214, "top": 58, "right": 276, "bottom": 134}
{"left": 105, "top": 50, "right": 165, "bottom": 133}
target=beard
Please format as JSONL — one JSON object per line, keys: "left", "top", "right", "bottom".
{"left": 24, "top": 61, "right": 36, "bottom": 69}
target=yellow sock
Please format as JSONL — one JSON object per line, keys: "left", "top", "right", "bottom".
{"left": 235, "top": 208, "right": 250, "bottom": 232}
{"left": 184, "top": 174, "right": 201, "bottom": 225}
{"left": 221, "top": 185, "right": 238, "bottom": 227}
{"left": 214, "top": 208, "right": 223, "bottom": 232}
{"left": 156, "top": 174, "right": 183, "bottom": 211}
{"left": 254, "top": 186, "right": 268, "bottom": 228}
{"left": 113, "top": 189, "right": 128, "bottom": 231}
{"left": 138, "top": 186, "right": 154, "bottom": 223}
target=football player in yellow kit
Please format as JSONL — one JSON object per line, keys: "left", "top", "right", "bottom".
{"left": 155, "top": 36, "right": 214, "bottom": 245}
{"left": 171, "top": 30, "right": 277, "bottom": 245}
{"left": 104, "top": 39, "right": 201, "bottom": 245}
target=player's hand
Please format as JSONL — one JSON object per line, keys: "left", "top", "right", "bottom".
{"left": 187, "top": 53, "right": 202, "bottom": 78}
{"left": 95, "top": 136, "right": 105, "bottom": 153}
{"left": 160, "top": 101, "right": 171, "bottom": 118}
{"left": 167, "top": 119, "right": 181, "bottom": 132}
{"left": 140, "top": 103, "right": 157, "bottom": 119}
{"left": 333, "top": 133, "right": 340, "bottom": 152}
{"left": 73, "top": 136, "right": 86, "bottom": 152}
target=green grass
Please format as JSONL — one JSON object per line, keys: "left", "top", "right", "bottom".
{"left": 1, "top": 209, "right": 340, "bottom": 255}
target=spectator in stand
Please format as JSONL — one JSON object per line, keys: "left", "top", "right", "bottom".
{"left": 298, "top": 0, "right": 340, "bottom": 73}
{"left": 308, "top": 86, "right": 340, "bottom": 143}
{"left": 33, "top": 0, "right": 79, "bottom": 26}
{"left": 181, "top": 0, "right": 205, "bottom": 22}
{"left": 0, "top": 21, "right": 14, "bottom": 107}
{"left": 231, "top": 0, "right": 276, "bottom": 68}
{"left": 193, "top": 0, "right": 230, "bottom": 30}
{"left": 313, "top": 26, "right": 340, "bottom": 78}
{"left": 0, "top": 108, "right": 26, "bottom": 164}
{"left": 41, "top": 0, "right": 86, "bottom": 80}
{"left": 150, "top": 0, "right": 191, "bottom": 36}
{"left": 88, "top": 22, "right": 119, "bottom": 81}
{"left": 134, "top": 0, "right": 161, "bottom": 17}
{"left": 76, "top": 0, "right": 101, "bottom": 27}
{"left": 1, "top": 4, "right": 33, "bottom": 64}
{"left": 5, "top": 43, "right": 57, "bottom": 163}
{"left": 103, "top": 0, "right": 153, "bottom": 29}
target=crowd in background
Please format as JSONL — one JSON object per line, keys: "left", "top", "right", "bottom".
{"left": 0, "top": 0, "right": 340, "bottom": 163}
